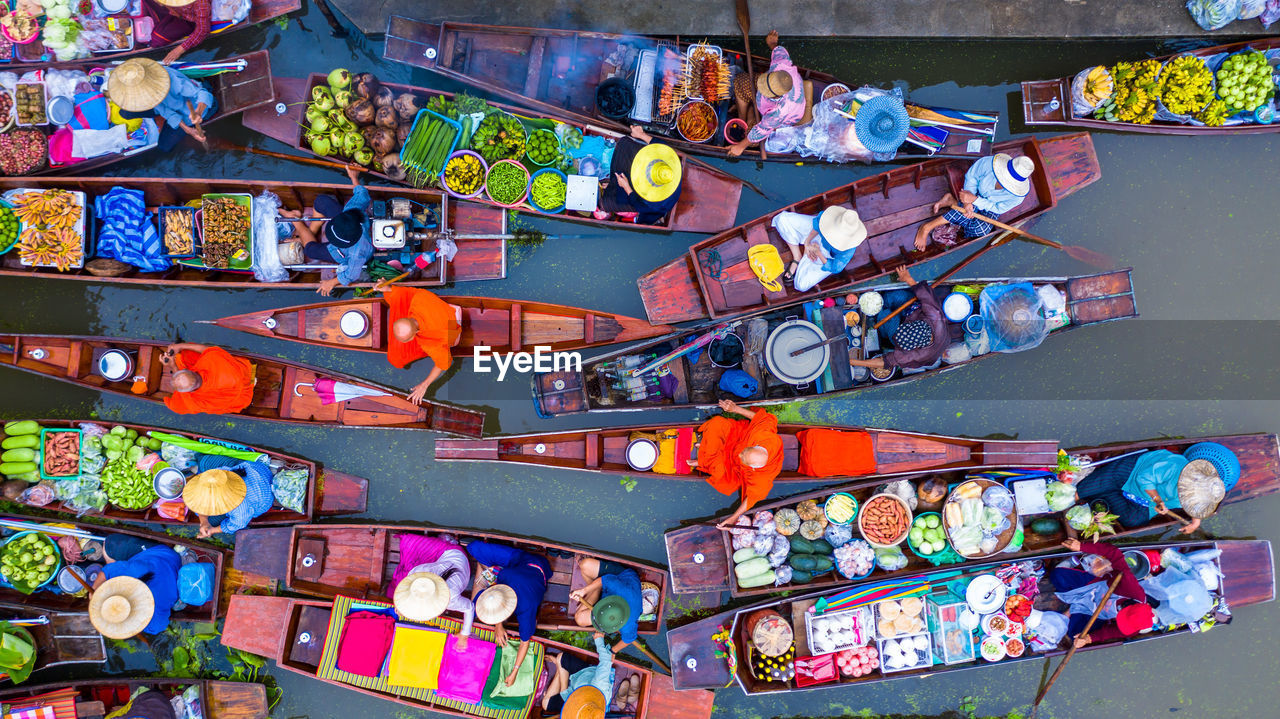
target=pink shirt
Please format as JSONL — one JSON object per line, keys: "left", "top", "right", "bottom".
{"left": 748, "top": 45, "right": 806, "bottom": 143}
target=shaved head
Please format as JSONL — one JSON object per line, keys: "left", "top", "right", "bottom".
{"left": 739, "top": 446, "right": 769, "bottom": 469}
{"left": 392, "top": 317, "right": 420, "bottom": 343}
{"left": 172, "top": 370, "right": 202, "bottom": 393}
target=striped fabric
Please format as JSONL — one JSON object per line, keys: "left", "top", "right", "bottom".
{"left": 2, "top": 688, "right": 77, "bottom": 719}
{"left": 942, "top": 208, "right": 996, "bottom": 239}
{"left": 317, "top": 595, "right": 540, "bottom": 719}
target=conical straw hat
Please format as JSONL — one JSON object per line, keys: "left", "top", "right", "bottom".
{"left": 90, "top": 576, "right": 155, "bottom": 639}
{"left": 182, "top": 468, "right": 247, "bottom": 516}
{"left": 394, "top": 572, "right": 451, "bottom": 622}
{"left": 107, "top": 59, "right": 171, "bottom": 112}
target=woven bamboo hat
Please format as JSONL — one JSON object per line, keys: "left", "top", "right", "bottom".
{"left": 630, "top": 143, "right": 682, "bottom": 203}
{"left": 756, "top": 70, "right": 793, "bottom": 99}
{"left": 106, "top": 59, "right": 171, "bottom": 112}
{"left": 560, "top": 686, "right": 607, "bottom": 719}
{"left": 1178, "top": 459, "right": 1226, "bottom": 519}
{"left": 475, "top": 584, "right": 518, "bottom": 625}
{"left": 394, "top": 572, "right": 451, "bottom": 622}
{"left": 182, "top": 469, "right": 248, "bottom": 516}
{"left": 90, "top": 576, "right": 155, "bottom": 639}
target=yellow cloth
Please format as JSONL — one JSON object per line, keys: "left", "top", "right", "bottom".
{"left": 652, "top": 430, "right": 680, "bottom": 475}
{"left": 387, "top": 624, "right": 448, "bottom": 689}
{"left": 108, "top": 101, "right": 143, "bottom": 133}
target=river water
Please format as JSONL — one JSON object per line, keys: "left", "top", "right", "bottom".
{"left": 2, "top": 6, "right": 1278, "bottom": 718}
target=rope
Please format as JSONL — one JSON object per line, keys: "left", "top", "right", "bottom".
{"left": 699, "top": 249, "right": 724, "bottom": 281}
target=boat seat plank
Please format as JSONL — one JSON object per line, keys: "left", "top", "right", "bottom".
{"left": 637, "top": 257, "right": 704, "bottom": 324}
{"left": 979, "top": 440, "right": 1058, "bottom": 466}
{"left": 437, "top": 438, "right": 499, "bottom": 460}
{"left": 206, "top": 680, "right": 268, "bottom": 719}
{"left": 647, "top": 670, "right": 714, "bottom": 719}
{"left": 289, "top": 605, "right": 332, "bottom": 667}
{"left": 447, "top": 238, "right": 507, "bottom": 283}
{"left": 302, "top": 304, "right": 380, "bottom": 348}
{"left": 665, "top": 525, "right": 731, "bottom": 595}
{"left": 820, "top": 305, "right": 854, "bottom": 389}
{"left": 1218, "top": 540, "right": 1275, "bottom": 607}
{"left": 315, "top": 470, "right": 369, "bottom": 515}
{"left": 522, "top": 37, "right": 547, "bottom": 98}
{"left": 522, "top": 312, "right": 586, "bottom": 347}
{"left": 279, "top": 367, "right": 341, "bottom": 423}
{"left": 874, "top": 434, "right": 971, "bottom": 473}
{"left": 460, "top": 306, "right": 512, "bottom": 350}
{"left": 247, "top": 364, "right": 284, "bottom": 411}
{"left": 667, "top": 610, "right": 734, "bottom": 690}
{"left": 584, "top": 433, "right": 600, "bottom": 468}
{"left": 221, "top": 595, "right": 294, "bottom": 659}
{"left": 296, "top": 527, "right": 385, "bottom": 594}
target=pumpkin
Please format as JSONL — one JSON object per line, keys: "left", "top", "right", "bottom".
{"left": 799, "top": 517, "right": 828, "bottom": 540}
{"left": 797, "top": 499, "right": 822, "bottom": 521}
{"left": 775, "top": 508, "right": 802, "bottom": 536}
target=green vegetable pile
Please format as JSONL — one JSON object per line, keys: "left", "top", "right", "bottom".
{"left": 1215, "top": 51, "right": 1275, "bottom": 115}
{"left": 401, "top": 114, "right": 458, "bottom": 187}
{"left": 486, "top": 162, "right": 529, "bottom": 206}
{"left": 559, "top": 125, "right": 583, "bottom": 149}
{"left": 102, "top": 455, "right": 158, "bottom": 510}
{"left": 425, "top": 95, "right": 457, "bottom": 120}
{"left": 529, "top": 171, "right": 567, "bottom": 212}
{"left": 471, "top": 113, "right": 526, "bottom": 163}
{"left": 0, "top": 205, "right": 18, "bottom": 254}
{"left": 0, "top": 533, "right": 59, "bottom": 593}
{"left": 525, "top": 129, "right": 561, "bottom": 166}
{"left": 100, "top": 425, "right": 162, "bottom": 464}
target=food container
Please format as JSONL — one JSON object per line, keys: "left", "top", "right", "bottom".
{"left": 942, "top": 478, "right": 1018, "bottom": 558}
{"left": 979, "top": 634, "right": 1006, "bottom": 662}
{"left": 0, "top": 199, "right": 18, "bottom": 255}
{"left": 91, "top": 17, "right": 134, "bottom": 53}
{"left": 858, "top": 493, "right": 912, "bottom": 548}
{"left": 14, "top": 81, "right": 47, "bottom": 127}
{"left": 8, "top": 189, "right": 88, "bottom": 269}
{"left": 525, "top": 128, "right": 562, "bottom": 167}
{"left": 823, "top": 492, "right": 858, "bottom": 526}
{"left": 1123, "top": 549, "right": 1151, "bottom": 580}
{"left": 56, "top": 565, "right": 88, "bottom": 596}
{"left": 906, "top": 511, "right": 955, "bottom": 561}
{"left": 805, "top": 605, "right": 870, "bottom": 655}
{"left": 0, "top": 531, "right": 63, "bottom": 592}
{"left": 528, "top": 167, "right": 567, "bottom": 214}
{"left": 683, "top": 43, "right": 723, "bottom": 101}
{"left": 877, "top": 632, "right": 932, "bottom": 674}
{"left": 1004, "top": 636, "right": 1026, "bottom": 658}
{"left": 822, "top": 83, "right": 851, "bottom": 101}
{"left": 793, "top": 653, "right": 838, "bottom": 687}
{"left": 38, "top": 428, "right": 82, "bottom": 481}
{"left": 46, "top": 95, "right": 72, "bottom": 126}
{"left": 483, "top": 159, "right": 530, "bottom": 208}
{"left": 152, "top": 466, "right": 186, "bottom": 500}
{"left": 675, "top": 100, "right": 717, "bottom": 143}
{"left": 95, "top": 348, "right": 133, "bottom": 381}
{"left": 625, "top": 438, "right": 658, "bottom": 471}
{"left": 723, "top": 117, "right": 748, "bottom": 143}
{"left": 0, "top": 89, "right": 14, "bottom": 131}
{"left": 339, "top": 309, "right": 370, "bottom": 339}
{"left": 199, "top": 193, "right": 253, "bottom": 270}
{"left": 159, "top": 205, "right": 199, "bottom": 258}
{"left": 873, "top": 596, "right": 926, "bottom": 640}
{"left": 926, "top": 598, "right": 975, "bottom": 665}
{"left": 403, "top": 107, "right": 462, "bottom": 174}
{"left": 965, "top": 573, "right": 1007, "bottom": 615}
{"left": 942, "top": 292, "right": 973, "bottom": 322}
{"left": 981, "top": 612, "right": 1011, "bottom": 637}
{"left": 869, "top": 366, "right": 898, "bottom": 383}
{"left": 440, "top": 150, "right": 487, "bottom": 200}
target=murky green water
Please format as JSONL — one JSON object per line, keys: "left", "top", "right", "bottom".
{"left": 2, "top": 7, "right": 1279, "bottom": 717}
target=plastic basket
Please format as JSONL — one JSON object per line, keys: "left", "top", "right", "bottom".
{"left": 527, "top": 167, "right": 567, "bottom": 214}
{"left": 0, "top": 531, "right": 63, "bottom": 593}
{"left": 525, "top": 128, "right": 562, "bottom": 167}
{"left": 402, "top": 107, "right": 462, "bottom": 175}
{"left": 159, "top": 205, "right": 200, "bottom": 259}
{"left": 823, "top": 492, "right": 858, "bottom": 526}
{"left": 200, "top": 193, "right": 253, "bottom": 271}
{"left": 38, "top": 428, "right": 82, "bottom": 481}
{"left": 440, "top": 150, "right": 487, "bottom": 200}
{"left": 14, "top": 81, "right": 47, "bottom": 127}
{"left": 484, "top": 159, "right": 530, "bottom": 208}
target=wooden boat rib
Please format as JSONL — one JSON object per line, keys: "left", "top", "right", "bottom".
{"left": 2, "top": 606, "right": 105, "bottom": 678}
{"left": 1022, "top": 38, "right": 1280, "bottom": 134}
{"left": 29, "top": 51, "right": 276, "bottom": 177}
{"left": 529, "top": 270, "right": 1137, "bottom": 416}
{"left": 222, "top": 594, "right": 712, "bottom": 719}
{"left": 0, "top": 678, "right": 266, "bottom": 719}
{"left": 243, "top": 75, "right": 745, "bottom": 234}
{"left": 665, "top": 432, "right": 1280, "bottom": 598}
{"left": 0, "top": 510, "right": 225, "bottom": 623}
{"left": 637, "top": 132, "right": 1100, "bottom": 325}
{"left": 437, "top": 425, "right": 1059, "bottom": 486}
{"left": 10, "top": 419, "right": 368, "bottom": 527}
{"left": 0, "top": 177, "right": 507, "bottom": 288}
{"left": 232, "top": 523, "right": 667, "bottom": 635}
{"left": 667, "top": 538, "right": 1274, "bottom": 694}
{"left": 0, "top": 335, "right": 487, "bottom": 437}
{"left": 383, "top": 17, "right": 999, "bottom": 162}
{"left": 210, "top": 295, "right": 673, "bottom": 356}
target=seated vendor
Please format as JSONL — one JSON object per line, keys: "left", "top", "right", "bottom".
{"left": 689, "top": 400, "right": 783, "bottom": 529}
{"left": 569, "top": 558, "right": 640, "bottom": 652}
{"left": 849, "top": 267, "right": 948, "bottom": 372}
{"left": 772, "top": 206, "right": 867, "bottom": 292}
{"left": 143, "top": 0, "right": 212, "bottom": 65}
{"left": 182, "top": 463, "right": 274, "bottom": 538}
{"left": 468, "top": 541, "right": 551, "bottom": 686}
{"left": 93, "top": 534, "right": 181, "bottom": 637}
{"left": 283, "top": 165, "right": 374, "bottom": 296}
{"left": 388, "top": 534, "right": 475, "bottom": 648}
{"left": 913, "top": 153, "right": 1035, "bottom": 250}
{"left": 729, "top": 31, "right": 812, "bottom": 158}
{"left": 599, "top": 126, "right": 683, "bottom": 225}
{"left": 108, "top": 58, "right": 215, "bottom": 153}
{"left": 115, "top": 689, "right": 178, "bottom": 719}
{"left": 1073, "top": 443, "right": 1236, "bottom": 534}
{"left": 161, "top": 342, "right": 255, "bottom": 416}
{"left": 1052, "top": 538, "right": 1154, "bottom": 648}
{"left": 377, "top": 283, "right": 463, "bottom": 403}
{"left": 540, "top": 636, "right": 629, "bottom": 717}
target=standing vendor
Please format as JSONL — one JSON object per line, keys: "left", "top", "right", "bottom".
{"left": 772, "top": 205, "right": 867, "bottom": 291}
{"left": 160, "top": 342, "right": 255, "bottom": 416}
{"left": 689, "top": 400, "right": 783, "bottom": 529}
{"left": 108, "top": 58, "right": 215, "bottom": 151}
{"left": 143, "top": 0, "right": 212, "bottom": 65}
{"left": 182, "top": 463, "right": 275, "bottom": 538}
{"left": 728, "top": 31, "right": 811, "bottom": 157}
{"left": 376, "top": 282, "right": 463, "bottom": 402}
{"left": 599, "top": 126, "right": 683, "bottom": 225}
{"left": 568, "top": 558, "right": 640, "bottom": 652}
{"left": 1073, "top": 443, "right": 1237, "bottom": 534}
{"left": 92, "top": 534, "right": 182, "bottom": 637}
{"left": 467, "top": 541, "right": 551, "bottom": 686}
{"left": 913, "top": 153, "right": 1035, "bottom": 250}
{"left": 285, "top": 166, "right": 374, "bottom": 296}
{"left": 849, "top": 267, "right": 948, "bottom": 372}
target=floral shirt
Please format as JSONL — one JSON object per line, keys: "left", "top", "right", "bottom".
{"left": 747, "top": 45, "right": 806, "bottom": 143}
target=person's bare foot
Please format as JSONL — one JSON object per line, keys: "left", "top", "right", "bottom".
{"left": 931, "top": 192, "right": 955, "bottom": 215}
{"left": 913, "top": 224, "right": 930, "bottom": 251}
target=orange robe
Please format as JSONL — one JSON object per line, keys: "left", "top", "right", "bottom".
{"left": 163, "top": 347, "right": 255, "bottom": 415}
{"left": 385, "top": 287, "right": 461, "bottom": 371}
{"left": 696, "top": 410, "right": 783, "bottom": 509}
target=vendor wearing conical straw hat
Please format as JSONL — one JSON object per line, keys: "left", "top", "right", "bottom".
{"left": 183, "top": 461, "right": 276, "bottom": 539}
{"left": 729, "top": 30, "right": 812, "bottom": 158}
{"left": 144, "top": 0, "right": 213, "bottom": 65}
{"left": 90, "top": 576, "right": 156, "bottom": 639}
{"left": 93, "top": 536, "right": 182, "bottom": 637}
{"left": 598, "top": 126, "right": 684, "bottom": 225}
{"left": 109, "top": 57, "right": 216, "bottom": 151}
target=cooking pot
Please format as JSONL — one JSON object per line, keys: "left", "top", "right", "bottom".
{"left": 708, "top": 332, "right": 743, "bottom": 368}
{"left": 763, "top": 319, "right": 829, "bottom": 386}
{"left": 339, "top": 310, "right": 370, "bottom": 339}
{"left": 96, "top": 349, "right": 133, "bottom": 382}
{"left": 595, "top": 78, "right": 635, "bottom": 120}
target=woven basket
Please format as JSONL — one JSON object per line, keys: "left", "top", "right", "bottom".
{"left": 85, "top": 258, "right": 133, "bottom": 277}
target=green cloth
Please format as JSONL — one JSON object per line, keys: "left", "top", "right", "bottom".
{"left": 148, "top": 432, "right": 262, "bottom": 462}
{"left": 483, "top": 641, "right": 539, "bottom": 710}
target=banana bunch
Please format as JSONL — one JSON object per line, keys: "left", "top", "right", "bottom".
{"left": 1160, "top": 55, "right": 1214, "bottom": 115}
{"left": 1096, "top": 60, "right": 1160, "bottom": 124}
{"left": 1198, "top": 98, "right": 1229, "bottom": 126}
{"left": 1081, "top": 66, "right": 1114, "bottom": 106}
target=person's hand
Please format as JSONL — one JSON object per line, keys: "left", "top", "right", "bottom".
{"left": 1062, "top": 538, "right": 1081, "bottom": 552}
{"left": 197, "top": 523, "right": 221, "bottom": 538}
{"left": 685, "top": 458, "right": 699, "bottom": 467}
{"left": 160, "top": 345, "right": 180, "bottom": 365}
{"left": 1153, "top": 498, "right": 1167, "bottom": 514}
{"left": 716, "top": 513, "right": 743, "bottom": 531}
{"left": 346, "top": 165, "right": 363, "bottom": 184}
{"left": 717, "top": 398, "right": 738, "bottom": 413}
{"left": 958, "top": 190, "right": 977, "bottom": 205}
{"left": 615, "top": 172, "right": 632, "bottom": 195}
{"left": 961, "top": 203, "right": 976, "bottom": 218}
{"left": 406, "top": 381, "right": 429, "bottom": 405}
{"left": 181, "top": 123, "right": 207, "bottom": 143}
{"left": 628, "top": 125, "right": 652, "bottom": 143}
{"left": 804, "top": 239, "right": 823, "bottom": 262}
{"left": 279, "top": 208, "right": 301, "bottom": 219}
{"left": 504, "top": 670, "right": 518, "bottom": 687}
{"left": 569, "top": 589, "right": 585, "bottom": 605}
{"left": 1073, "top": 634, "right": 1091, "bottom": 649}
{"left": 766, "top": 30, "right": 780, "bottom": 49}
{"left": 493, "top": 625, "right": 509, "bottom": 647}
{"left": 593, "top": 631, "right": 604, "bottom": 641}
{"left": 726, "top": 140, "right": 749, "bottom": 157}
{"left": 456, "top": 635, "right": 469, "bottom": 650}
{"left": 162, "top": 45, "right": 185, "bottom": 65}
{"left": 316, "top": 277, "right": 341, "bottom": 296}
{"left": 372, "top": 278, "right": 394, "bottom": 293}
{"left": 1179, "top": 517, "right": 1201, "bottom": 535}
{"left": 895, "top": 267, "right": 915, "bottom": 285}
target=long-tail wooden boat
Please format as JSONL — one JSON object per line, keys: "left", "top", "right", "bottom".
{"left": 0, "top": 606, "right": 105, "bottom": 680}
{"left": 438, "top": 425, "right": 1058, "bottom": 485}
{"left": 663, "top": 432, "right": 1279, "bottom": 598}
{"left": 0, "top": 678, "right": 266, "bottom": 719}
{"left": 8, "top": 0, "right": 299, "bottom": 72}
{"left": 0, "top": 177, "right": 507, "bottom": 289}
{"left": 383, "top": 17, "right": 999, "bottom": 162}
{"left": 231, "top": 523, "right": 667, "bottom": 635}
{"left": 209, "top": 296, "right": 673, "bottom": 356}
{"left": 0, "top": 511, "right": 226, "bottom": 624}
{"left": 23, "top": 51, "right": 276, "bottom": 177}
{"left": 222, "top": 594, "right": 712, "bottom": 719}
{"left": 2, "top": 419, "right": 367, "bottom": 527}
{"left": 666, "top": 539, "right": 1273, "bottom": 695}
{"left": 1022, "top": 38, "right": 1280, "bottom": 134}
{"left": 530, "top": 270, "right": 1137, "bottom": 416}
{"left": 0, "top": 335, "right": 487, "bottom": 437}
{"left": 243, "top": 74, "right": 744, "bottom": 234}
{"left": 638, "top": 133, "right": 1100, "bottom": 324}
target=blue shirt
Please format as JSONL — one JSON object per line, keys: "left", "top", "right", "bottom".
{"left": 101, "top": 544, "right": 182, "bottom": 635}
{"left": 330, "top": 185, "right": 374, "bottom": 286}
{"left": 219, "top": 459, "right": 275, "bottom": 536}
{"left": 151, "top": 67, "right": 215, "bottom": 132}
{"left": 811, "top": 216, "right": 858, "bottom": 274}
{"left": 562, "top": 636, "right": 615, "bottom": 700}
{"left": 466, "top": 541, "right": 550, "bottom": 642}
{"left": 601, "top": 568, "right": 642, "bottom": 644}
{"left": 962, "top": 156, "right": 1026, "bottom": 216}
{"left": 1121, "top": 450, "right": 1189, "bottom": 518}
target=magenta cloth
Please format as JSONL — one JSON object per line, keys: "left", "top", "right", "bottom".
{"left": 335, "top": 611, "right": 396, "bottom": 677}
{"left": 435, "top": 634, "right": 497, "bottom": 704}
{"left": 388, "top": 533, "right": 461, "bottom": 595}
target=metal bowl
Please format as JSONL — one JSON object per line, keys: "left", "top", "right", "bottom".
{"left": 764, "top": 319, "right": 829, "bottom": 385}
{"left": 96, "top": 349, "right": 133, "bottom": 382}
{"left": 153, "top": 467, "right": 186, "bottom": 500}
{"left": 625, "top": 438, "right": 658, "bottom": 471}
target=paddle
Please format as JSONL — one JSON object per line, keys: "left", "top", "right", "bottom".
{"left": 1031, "top": 573, "right": 1122, "bottom": 715}
{"left": 734, "top": 0, "right": 766, "bottom": 160}
{"left": 950, "top": 205, "right": 1113, "bottom": 268}
{"left": 871, "top": 230, "right": 1019, "bottom": 331}
{"left": 207, "top": 138, "right": 371, "bottom": 174}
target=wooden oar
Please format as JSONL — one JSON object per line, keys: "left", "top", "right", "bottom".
{"left": 208, "top": 138, "right": 370, "bottom": 174}
{"left": 872, "top": 230, "right": 1018, "bottom": 330}
{"left": 1031, "top": 573, "right": 1123, "bottom": 715}
{"left": 950, "top": 205, "right": 1112, "bottom": 268}
{"left": 734, "top": 0, "right": 767, "bottom": 160}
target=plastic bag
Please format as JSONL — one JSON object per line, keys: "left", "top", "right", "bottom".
{"left": 160, "top": 442, "right": 198, "bottom": 471}
{"left": 795, "top": 87, "right": 901, "bottom": 164}
{"left": 1239, "top": 0, "right": 1267, "bottom": 17}
{"left": 252, "top": 192, "right": 289, "bottom": 283}
{"left": 768, "top": 535, "right": 790, "bottom": 568}
{"left": 879, "top": 480, "right": 918, "bottom": 511}
{"left": 980, "top": 282, "right": 1048, "bottom": 354}
{"left": 272, "top": 466, "right": 309, "bottom": 514}
{"left": 773, "top": 565, "right": 793, "bottom": 585}
{"left": 18, "top": 481, "right": 57, "bottom": 507}
{"left": 78, "top": 423, "right": 108, "bottom": 438}
{"left": 1028, "top": 611, "right": 1068, "bottom": 651}
{"left": 980, "top": 507, "right": 1011, "bottom": 536}
{"left": 874, "top": 545, "right": 908, "bottom": 571}
{"left": 982, "top": 486, "right": 1015, "bottom": 514}
{"left": 1044, "top": 481, "right": 1077, "bottom": 511}
{"left": 950, "top": 525, "right": 982, "bottom": 555}
{"left": 1187, "top": 0, "right": 1243, "bottom": 29}
{"left": 824, "top": 522, "right": 854, "bottom": 548}
{"left": 1070, "top": 66, "right": 1108, "bottom": 117}
{"left": 1065, "top": 505, "right": 1092, "bottom": 531}
{"left": 941, "top": 342, "right": 971, "bottom": 365}
{"left": 960, "top": 498, "right": 983, "bottom": 526}
{"left": 1263, "top": 0, "right": 1280, "bottom": 28}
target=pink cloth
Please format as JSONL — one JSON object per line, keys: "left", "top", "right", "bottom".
{"left": 388, "top": 534, "right": 460, "bottom": 594}
{"left": 747, "top": 45, "right": 806, "bottom": 143}
{"left": 335, "top": 611, "right": 396, "bottom": 677}
{"left": 435, "top": 634, "right": 497, "bottom": 704}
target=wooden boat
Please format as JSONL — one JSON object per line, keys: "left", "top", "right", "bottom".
{"left": 209, "top": 296, "right": 673, "bottom": 356}
{"left": 231, "top": 523, "right": 667, "bottom": 635}
{"left": 0, "top": 176, "right": 507, "bottom": 289}
{"left": 0, "top": 335, "right": 487, "bottom": 437}
{"left": 243, "top": 74, "right": 745, "bottom": 234}
{"left": 638, "top": 133, "right": 1100, "bottom": 324}
{"left": 529, "top": 270, "right": 1137, "bottom": 416}
{"left": 222, "top": 594, "right": 712, "bottom": 719}
{"left": 0, "top": 606, "right": 105, "bottom": 680}
{"left": 0, "top": 510, "right": 226, "bottom": 623}
{"left": 664, "top": 432, "right": 1279, "bottom": 598}
{"left": 0, "top": 678, "right": 266, "bottom": 719}
{"left": 7, "top": 0, "right": 299, "bottom": 72}
{"left": 4, "top": 419, "right": 367, "bottom": 527}
{"left": 666, "top": 539, "right": 1273, "bottom": 695}
{"left": 24, "top": 51, "right": 276, "bottom": 177}
{"left": 437, "top": 425, "right": 1058, "bottom": 486}
{"left": 1022, "top": 38, "right": 1280, "bottom": 135}
{"left": 383, "top": 17, "right": 1000, "bottom": 162}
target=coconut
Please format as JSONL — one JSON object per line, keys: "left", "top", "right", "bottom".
{"left": 380, "top": 153, "right": 406, "bottom": 181}
{"left": 353, "top": 72, "right": 380, "bottom": 100}
{"left": 375, "top": 105, "right": 398, "bottom": 130}
{"left": 310, "top": 86, "right": 335, "bottom": 112}
{"left": 327, "top": 68, "right": 352, "bottom": 91}
{"left": 353, "top": 146, "right": 375, "bottom": 166}
{"left": 396, "top": 123, "right": 412, "bottom": 146}
{"left": 393, "top": 93, "right": 421, "bottom": 122}
{"left": 307, "top": 133, "right": 333, "bottom": 156}
{"left": 308, "top": 115, "right": 332, "bottom": 135}
{"left": 333, "top": 89, "right": 354, "bottom": 109}
{"left": 345, "top": 97, "right": 375, "bottom": 126}
{"left": 372, "top": 85, "right": 394, "bottom": 109}
{"left": 366, "top": 126, "right": 397, "bottom": 156}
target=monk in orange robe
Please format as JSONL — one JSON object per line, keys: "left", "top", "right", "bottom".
{"left": 160, "top": 343, "right": 255, "bottom": 415}
{"left": 379, "top": 281, "right": 462, "bottom": 404}
{"left": 688, "top": 399, "right": 784, "bottom": 528}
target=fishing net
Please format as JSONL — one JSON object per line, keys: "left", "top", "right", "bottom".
{"left": 979, "top": 283, "right": 1048, "bottom": 354}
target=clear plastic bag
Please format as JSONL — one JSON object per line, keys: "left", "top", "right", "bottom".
{"left": 272, "top": 465, "right": 309, "bottom": 514}
{"left": 824, "top": 522, "right": 854, "bottom": 548}
{"left": 960, "top": 498, "right": 983, "bottom": 526}
{"left": 1187, "top": 0, "right": 1243, "bottom": 30}
{"left": 795, "top": 87, "right": 901, "bottom": 164}
{"left": 1070, "top": 66, "right": 1108, "bottom": 117}
{"left": 18, "top": 481, "right": 57, "bottom": 507}
{"left": 874, "top": 545, "right": 908, "bottom": 571}
{"left": 1240, "top": 0, "right": 1267, "bottom": 18}
{"left": 768, "top": 535, "right": 790, "bottom": 568}
{"left": 160, "top": 442, "right": 198, "bottom": 471}
{"left": 980, "top": 506, "right": 1011, "bottom": 536}
{"left": 980, "top": 282, "right": 1048, "bottom": 354}
{"left": 950, "top": 525, "right": 982, "bottom": 555}
{"left": 982, "top": 486, "right": 1015, "bottom": 514}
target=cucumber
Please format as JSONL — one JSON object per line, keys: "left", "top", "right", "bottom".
{"left": 733, "top": 547, "right": 760, "bottom": 564}
{"left": 1029, "top": 517, "right": 1063, "bottom": 535}
{"left": 738, "top": 569, "right": 777, "bottom": 588}
{"left": 812, "top": 539, "right": 834, "bottom": 555}
{"left": 2, "top": 435, "right": 38, "bottom": 450}
{"left": 0, "top": 462, "right": 38, "bottom": 476}
{"left": 734, "top": 557, "right": 772, "bottom": 580}
{"left": 9, "top": 471, "right": 40, "bottom": 483}
{"left": 789, "top": 554, "right": 820, "bottom": 571}
{"left": 1, "top": 448, "right": 36, "bottom": 464}
{"left": 788, "top": 535, "right": 815, "bottom": 555}
{"left": 791, "top": 569, "right": 813, "bottom": 584}
{"left": 4, "top": 421, "right": 40, "bottom": 436}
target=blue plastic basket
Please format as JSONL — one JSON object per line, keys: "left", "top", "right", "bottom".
{"left": 402, "top": 107, "right": 462, "bottom": 175}
{"left": 1183, "top": 442, "right": 1241, "bottom": 488}
{"left": 528, "top": 167, "right": 567, "bottom": 214}
{"left": 0, "top": 531, "right": 63, "bottom": 592}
